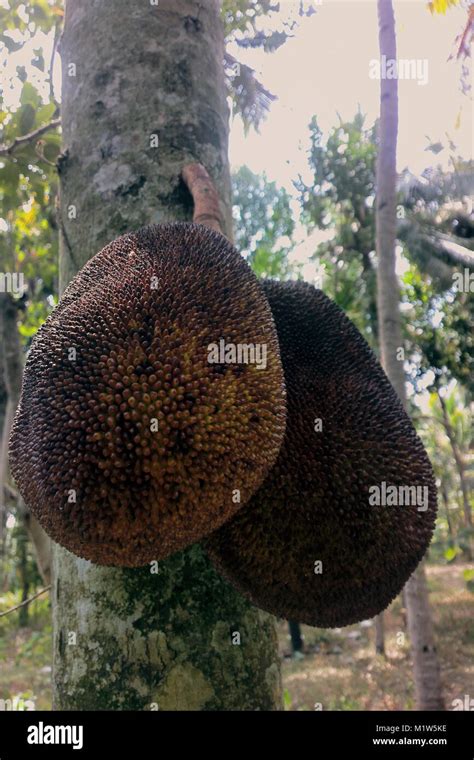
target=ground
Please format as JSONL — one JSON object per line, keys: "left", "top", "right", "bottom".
{"left": 278, "top": 563, "right": 474, "bottom": 711}
{"left": 0, "top": 563, "right": 472, "bottom": 711}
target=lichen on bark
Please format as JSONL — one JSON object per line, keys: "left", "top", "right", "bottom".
{"left": 53, "top": 0, "right": 281, "bottom": 711}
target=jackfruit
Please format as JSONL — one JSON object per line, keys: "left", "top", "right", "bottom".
{"left": 206, "top": 281, "right": 437, "bottom": 627}
{"left": 9, "top": 223, "right": 286, "bottom": 566}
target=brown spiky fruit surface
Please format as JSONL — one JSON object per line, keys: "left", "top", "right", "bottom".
{"left": 9, "top": 223, "right": 286, "bottom": 566}
{"left": 206, "top": 281, "right": 437, "bottom": 627}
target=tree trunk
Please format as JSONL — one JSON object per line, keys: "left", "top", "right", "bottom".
{"left": 375, "top": 613, "right": 385, "bottom": 656}
{"left": 440, "top": 480, "right": 455, "bottom": 540}
{"left": 437, "top": 390, "right": 472, "bottom": 559}
{"left": 24, "top": 508, "right": 52, "bottom": 584}
{"left": 288, "top": 620, "right": 303, "bottom": 654}
{"left": 375, "top": 0, "right": 444, "bottom": 711}
{"left": 53, "top": 0, "right": 281, "bottom": 711}
{"left": 0, "top": 294, "right": 52, "bottom": 584}
{"left": 0, "top": 398, "right": 13, "bottom": 544}
{"left": 404, "top": 565, "right": 444, "bottom": 710}
{"left": 17, "top": 517, "right": 30, "bottom": 628}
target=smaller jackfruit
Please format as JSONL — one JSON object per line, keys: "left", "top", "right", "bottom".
{"left": 9, "top": 223, "right": 286, "bottom": 567}
{"left": 206, "top": 281, "right": 437, "bottom": 627}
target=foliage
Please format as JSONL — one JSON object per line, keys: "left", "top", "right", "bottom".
{"left": 222, "top": 0, "right": 281, "bottom": 40}
{"left": 427, "top": 0, "right": 460, "bottom": 14}
{"left": 297, "top": 112, "right": 378, "bottom": 344}
{"left": 397, "top": 156, "right": 474, "bottom": 292}
{"left": 464, "top": 568, "right": 474, "bottom": 592}
{"left": 223, "top": 1, "right": 318, "bottom": 46}
{"left": 0, "top": 0, "right": 60, "bottom": 49}
{"left": 232, "top": 165, "right": 295, "bottom": 277}
{"left": 223, "top": 1, "right": 320, "bottom": 130}
{"left": 401, "top": 266, "right": 473, "bottom": 397}
{"left": 415, "top": 387, "right": 473, "bottom": 560}
{"left": 0, "top": 1, "right": 60, "bottom": 342}
{"left": 297, "top": 111, "right": 472, "bottom": 560}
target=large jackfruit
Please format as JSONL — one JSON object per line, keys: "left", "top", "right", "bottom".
{"left": 9, "top": 223, "right": 286, "bottom": 566}
{"left": 206, "top": 281, "right": 437, "bottom": 627}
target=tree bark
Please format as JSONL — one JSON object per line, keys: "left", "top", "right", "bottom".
{"left": 404, "top": 564, "right": 444, "bottom": 711}
{"left": 53, "top": 0, "right": 281, "bottom": 711}
{"left": 375, "top": 0, "right": 444, "bottom": 711}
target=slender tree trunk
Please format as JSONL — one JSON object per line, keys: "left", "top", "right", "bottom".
{"left": 0, "top": 294, "right": 51, "bottom": 584}
{"left": 437, "top": 390, "right": 472, "bottom": 559}
{"left": 0, "top": 398, "right": 13, "bottom": 544}
{"left": 0, "top": 352, "right": 6, "bottom": 439}
{"left": 53, "top": 0, "right": 281, "bottom": 711}
{"left": 17, "top": 518, "right": 30, "bottom": 627}
{"left": 375, "top": 0, "right": 444, "bottom": 711}
{"left": 24, "top": 508, "right": 52, "bottom": 584}
{"left": 404, "top": 565, "right": 444, "bottom": 710}
{"left": 288, "top": 621, "right": 303, "bottom": 654}
{"left": 440, "top": 480, "right": 455, "bottom": 540}
{"left": 375, "top": 614, "right": 385, "bottom": 656}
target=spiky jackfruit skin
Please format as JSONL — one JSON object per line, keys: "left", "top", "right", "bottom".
{"left": 206, "top": 281, "right": 437, "bottom": 627}
{"left": 9, "top": 223, "right": 286, "bottom": 566}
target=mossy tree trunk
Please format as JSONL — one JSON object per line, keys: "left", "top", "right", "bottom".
{"left": 375, "top": 0, "right": 444, "bottom": 711}
{"left": 53, "top": 0, "right": 281, "bottom": 711}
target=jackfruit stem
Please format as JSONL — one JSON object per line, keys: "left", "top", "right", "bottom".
{"left": 182, "top": 163, "right": 225, "bottom": 236}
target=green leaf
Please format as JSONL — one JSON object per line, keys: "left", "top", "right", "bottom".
{"left": 0, "top": 161, "right": 21, "bottom": 205}
{"left": 18, "top": 323, "right": 40, "bottom": 338}
{"left": 464, "top": 569, "right": 474, "bottom": 593}
{"left": 16, "top": 65, "right": 27, "bottom": 83}
{"left": 444, "top": 546, "right": 458, "bottom": 562}
{"left": 19, "top": 103, "right": 35, "bottom": 136}
{"left": 36, "top": 102, "right": 57, "bottom": 123}
{"left": 32, "top": 48, "right": 45, "bottom": 71}
{"left": 0, "top": 33, "right": 24, "bottom": 53}
{"left": 20, "top": 82, "right": 41, "bottom": 109}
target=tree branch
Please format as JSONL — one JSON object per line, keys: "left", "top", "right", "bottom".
{"left": 0, "top": 118, "right": 61, "bottom": 157}
{"left": 3, "top": 481, "right": 18, "bottom": 501}
{"left": 429, "top": 233, "right": 474, "bottom": 270}
{"left": 0, "top": 585, "right": 51, "bottom": 618}
{"left": 398, "top": 218, "right": 474, "bottom": 274}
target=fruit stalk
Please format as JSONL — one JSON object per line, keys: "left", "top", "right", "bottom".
{"left": 182, "top": 163, "right": 225, "bottom": 235}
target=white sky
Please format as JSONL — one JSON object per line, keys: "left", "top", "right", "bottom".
{"left": 3, "top": 0, "right": 471, "bottom": 193}
{"left": 229, "top": 0, "right": 473, "bottom": 191}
